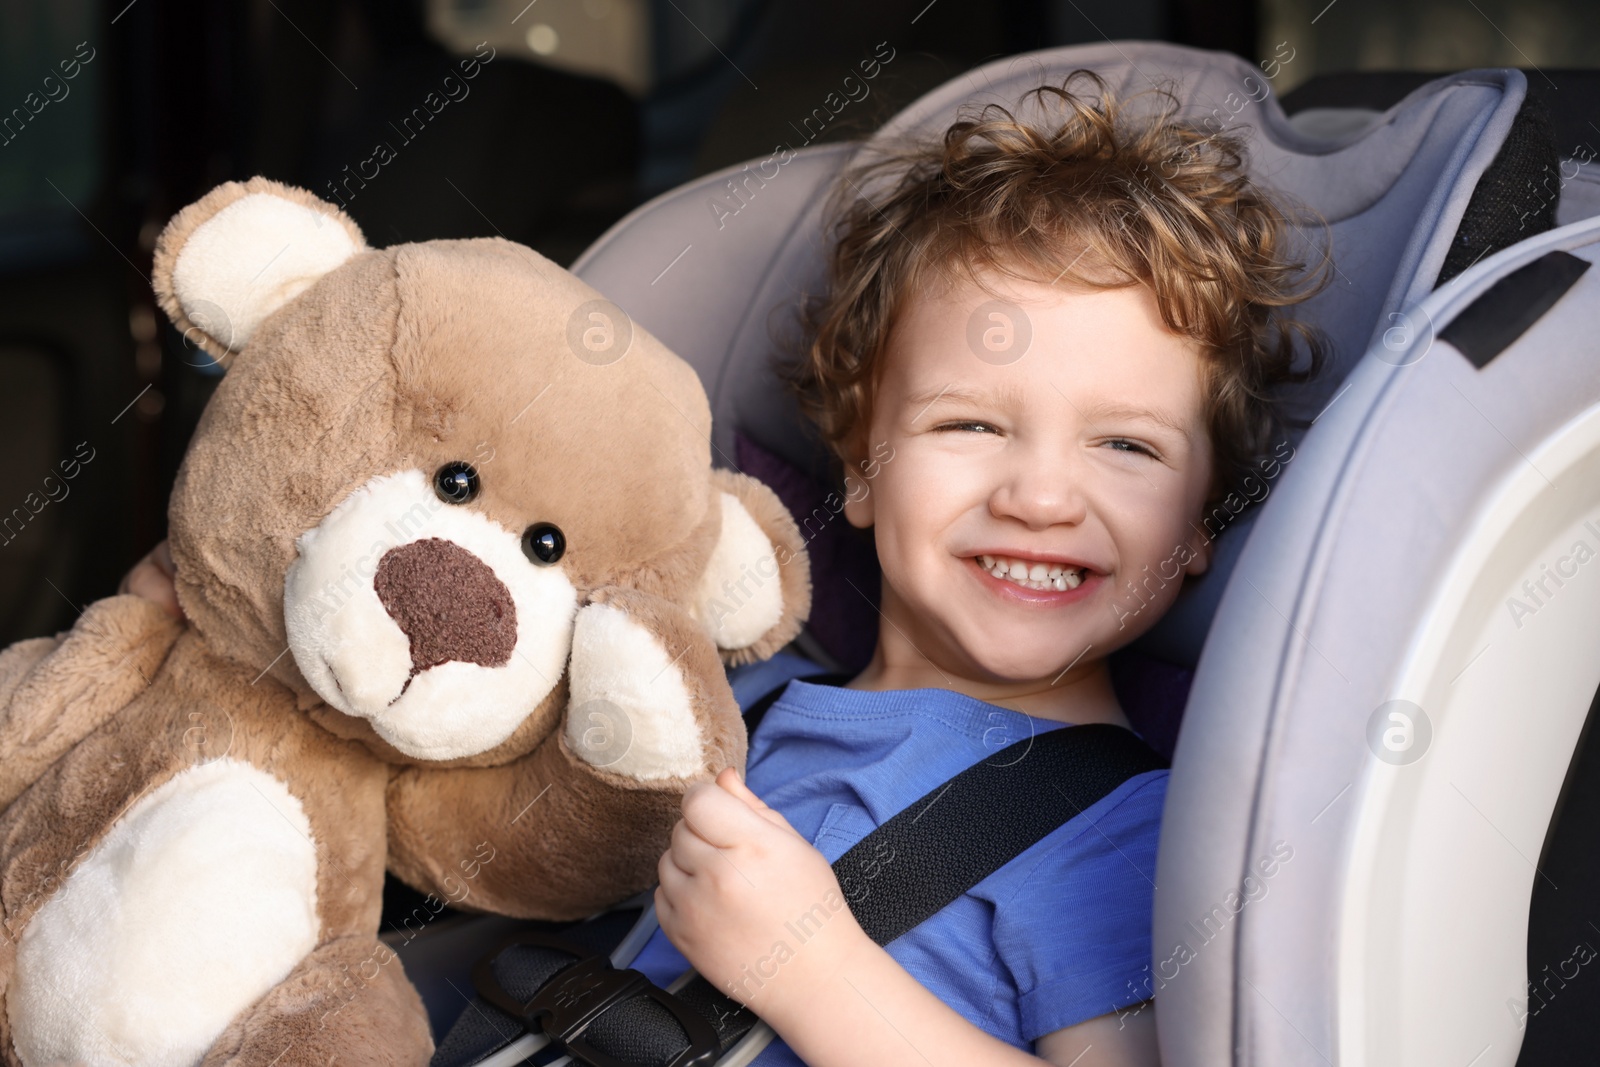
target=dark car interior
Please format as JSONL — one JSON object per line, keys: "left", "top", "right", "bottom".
{"left": 4, "top": 1, "right": 1599, "bottom": 1063}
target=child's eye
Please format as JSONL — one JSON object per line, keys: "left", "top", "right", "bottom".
{"left": 1105, "top": 438, "right": 1157, "bottom": 458}
{"left": 934, "top": 420, "right": 1000, "bottom": 435}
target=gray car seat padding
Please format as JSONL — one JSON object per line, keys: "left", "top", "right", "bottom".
{"left": 1154, "top": 213, "right": 1600, "bottom": 1066}
{"left": 1557, "top": 164, "right": 1600, "bottom": 229}
{"left": 571, "top": 42, "right": 1533, "bottom": 672}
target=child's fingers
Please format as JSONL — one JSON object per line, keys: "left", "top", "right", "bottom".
{"left": 657, "top": 845, "right": 692, "bottom": 893}
{"left": 716, "top": 767, "right": 796, "bottom": 834}
{"left": 118, "top": 541, "right": 185, "bottom": 621}
{"left": 667, "top": 815, "right": 723, "bottom": 874}
{"left": 681, "top": 776, "right": 767, "bottom": 849}
{"left": 652, "top": 884, "right": 677, "bottom": 929}
{"left": 717, "top": 766, "right": 771, "bottom": 810}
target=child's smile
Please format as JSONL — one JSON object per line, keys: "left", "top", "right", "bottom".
{"left": 969, "top": 552, "right": 1099, "bottom": 600}
{"left": 843, "top": 267, "right": 1217, "bottom": 720}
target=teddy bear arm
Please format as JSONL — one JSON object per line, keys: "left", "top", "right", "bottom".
{"left": 0, "top": 595, "right": 183, "bottom": 809}
{"left": 386, "top": 589, "right": 747, "bottom": 919}
{"left": 197, "top": 934, "right": 433, "bottom": 1067}
{"left": 374, "top": 476, "right": 798, "bottom": 921}
{"left": 385, "top": 729, "right": 702, "bottom": 921}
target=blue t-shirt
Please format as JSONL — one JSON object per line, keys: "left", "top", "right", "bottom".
{"left": 627, "top": 652, "right": 1167, "bottom": 1064}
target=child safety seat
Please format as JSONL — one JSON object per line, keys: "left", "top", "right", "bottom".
{"left": 412, "top": 40, "right": 1589, "bottom": 1066}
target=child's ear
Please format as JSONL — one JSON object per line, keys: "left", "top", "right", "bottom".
{"left": 842, "top": 471, "right": 874, "bottom": 529}
{"left": 840, "top": 438, "right": 877, "bottom": 530}
{"left": 1183, "top": 517, "right": 1215, "bottom": 577}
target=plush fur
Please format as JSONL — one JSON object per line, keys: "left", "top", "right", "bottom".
{"left": 0, "top": 178, "right": 810, "bottom": 1065}
{"left": 12, "top": 759, "right": 321, "bottom": 1066}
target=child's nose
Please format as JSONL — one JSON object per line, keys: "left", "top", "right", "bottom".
{"left": 988, "top": 461, "right": 1087, "bottom": 529}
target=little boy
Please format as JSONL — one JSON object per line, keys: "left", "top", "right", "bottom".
{"left": 637, "top": 70, "right": 1328, "bottom": 1067}
{"left": 122, "top": 70, "right": 1327, "bottom": 1067}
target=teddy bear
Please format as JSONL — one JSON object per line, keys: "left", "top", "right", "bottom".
{"left": 0, "top": 176, "right": 810, "bottom": 1066}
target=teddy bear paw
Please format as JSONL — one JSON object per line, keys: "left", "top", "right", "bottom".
{"left": 564, "top": 598, "right": 709, "bottom": 780}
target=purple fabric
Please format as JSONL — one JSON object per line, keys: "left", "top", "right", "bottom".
{"left": 731, "top": 430, "right": 1194, "bottom": 752}
{"left": 1107, "top": 647, "right": 1193, "bottom": 762}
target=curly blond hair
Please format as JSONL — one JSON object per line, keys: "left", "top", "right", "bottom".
{"left": 784, "top": 68, "right": 1333, "bottom": 513}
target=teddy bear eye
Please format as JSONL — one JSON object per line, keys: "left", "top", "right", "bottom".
{"left": 522, "top": 523, "right": 565, "bottom": 565}
{"left": 433, "top": 461, "right": 480, "bottom": 505}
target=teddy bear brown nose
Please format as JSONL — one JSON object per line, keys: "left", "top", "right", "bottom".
{"left": 374, "top": 538, "right": 517, "bottom": 674}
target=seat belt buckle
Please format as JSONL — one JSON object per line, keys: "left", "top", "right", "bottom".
{"left": 472, "top": 930, "right": 723, "bottom": 1067}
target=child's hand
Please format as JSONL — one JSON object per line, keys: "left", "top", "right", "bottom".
{"left": 117, "top": 540, "right": 185, "bottom": 621}
{"left": 655, "top": 767, "right": 867, "bottom": 1010}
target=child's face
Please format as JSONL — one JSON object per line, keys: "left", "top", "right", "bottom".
{"left": 843, "top": 269, "right": 1216, "bottom": 685}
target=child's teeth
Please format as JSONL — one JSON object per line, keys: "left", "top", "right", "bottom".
{"left": 976, "top": 554, "right": 1087, "bottom": 591}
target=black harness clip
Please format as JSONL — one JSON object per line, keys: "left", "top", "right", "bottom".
{"left": 472, "top": 930, "right": 722, "bottom": 1067}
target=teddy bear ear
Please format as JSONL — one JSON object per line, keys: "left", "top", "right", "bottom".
{"left": 151, "top": 177, "right": 367, "bottom": 362}
{"left": 691, "top": 469, "right": 813, "bottom": 667}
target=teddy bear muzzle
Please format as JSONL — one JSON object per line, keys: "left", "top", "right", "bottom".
{"left": 283, "top": 469, "right": 580, "bottom": 761}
